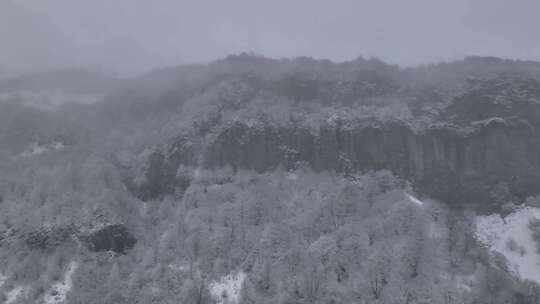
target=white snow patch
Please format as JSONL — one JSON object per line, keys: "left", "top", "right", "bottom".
{"left": 406, "top": 193, "right": 424, "bottom": 206}
{"left": 471, "top": 117, "right": 507, "bottom": 127}
{"left": 208, "top": 184, "right": 223, "bottom": 191}
{"left": 44, "top": 261, "right": 78, "bottom": 304}
{"left": 209, "top": 272, "right": 246, "bottom": 304}
{"left": 19, "top": 141, "right": 65, "bottom": 158}
{"left": 6, "top": 286, "right": 27, "bottom": 304}
{"left": 286, "top": 172, "right": 298, "bottom": 180}
{"left": 475, "top": 206, "right": 540, "bottom": 283}
{"left": 51, "top": 141, "right": 65, "bottom": 150}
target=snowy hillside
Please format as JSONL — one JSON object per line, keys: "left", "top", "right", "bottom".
{"left": 475, "top": 207, "right": 540, "bottom": 283}
{"left": 44, "top": 261, "right": 78, "bottom": 304}
{"left": 209, "top": 272, "right": 246, "bottom": 304}
{"left": 2, "top": 56, "right": 540, "bottom": 303}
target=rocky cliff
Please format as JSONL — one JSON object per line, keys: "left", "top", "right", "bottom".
{"left": 201, "top": 118, "right": 538, "bottom": 209}
{"left": 133, "top": 74, "right": 540, "bottom": 210}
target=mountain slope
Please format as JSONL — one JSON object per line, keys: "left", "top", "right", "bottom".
{"left": 2, "top": 55, "right": 540, "bottom": 303}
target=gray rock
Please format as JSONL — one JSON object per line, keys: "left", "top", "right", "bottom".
{"left": 81, "top": 224, "right": 136, "bottom": 255}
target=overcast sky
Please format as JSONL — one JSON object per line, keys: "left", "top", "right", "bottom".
{"left": 1, "top": 0, "right": 539, "bottom": 76}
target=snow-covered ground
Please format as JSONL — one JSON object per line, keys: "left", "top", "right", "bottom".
{"left": 406, "top": 193, "right": 424, "bottom": 206}
{"left": 0, "top": 273, "right": 29, "bottom": 304}
{"left": 209, "top": 272, "right": 246, "bottom": 304}
{"left": 0, "top": 274, "right": 21, "bottom": 303}
{"left": 6, "top": 286, "right": 28, "bottom": 304}
{"left": 44, "top": 261, "right": 78, "bottom": 304}
{"left": 18, "top": 141, "right": 65, "bottom": 158}
{"left": 286, "top": 172, "right": 298, "bottom": 181}
{"left": 475, "top": 206, "right": 540, "bottom": 283}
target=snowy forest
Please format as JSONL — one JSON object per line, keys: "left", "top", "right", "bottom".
{"left": 2, "top": 55, "right": 540, "bottom": 303}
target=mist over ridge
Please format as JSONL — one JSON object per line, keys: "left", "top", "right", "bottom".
{"left": 3, "top": 1, "right": 540, "bottom": 303}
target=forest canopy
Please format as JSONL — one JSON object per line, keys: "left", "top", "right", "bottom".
{"left": 1, "top": 55, "right": 540, "bottom": 303}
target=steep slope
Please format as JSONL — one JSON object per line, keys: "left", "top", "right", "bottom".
{"left": 199, "top": 116, "right": 537, "bottom": 209}
{"left": 119, "top": 58, "right": 540, "bottom": 209}
{"left": 476, "top": 207, "right": 540, "bottom": 284}
{"left": 2, "top": 55, "right": 540, "bottom": 303}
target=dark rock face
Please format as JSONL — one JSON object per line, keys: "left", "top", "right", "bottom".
{"left": 82, "top": 224, "right": 136, "bottom": 254}
{"left": 196, "top": 77, "right": 540, "bottom": 209}
{"left": 202, "top": 120, "right": 540, "bottom": 210}
{"left": 136, "top": 150, "right": 176, "bottom": 201}
{"left": 135, "top": 75, "right": 540, "bottom": 209}
{"left": 24, "top": 225, "right": 77, "bottom": 250}
{"left": 135, "top": 136, "right": 196, "bottom": 201}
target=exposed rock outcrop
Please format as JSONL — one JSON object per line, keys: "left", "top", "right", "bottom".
{"left": 135, "top": 135, "right": 196, "bottom": 201}
{"left": 130, "top": 74, "right": 540, "bottom": 210}
{"left": 3, "top": 223, "right": 137, "bottom": 255}
{"left": 202, "top": 118, "right": 539, "bottom": 209}
{"left": 81, "top": 224, "right": 136, "bottom": 254}
{"left": 23, "top": 225, "right": 77, "bottom": 250}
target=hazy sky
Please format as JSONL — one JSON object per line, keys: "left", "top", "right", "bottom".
{"left": 1, "top": 0, "right": 539, "bottom": 76}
